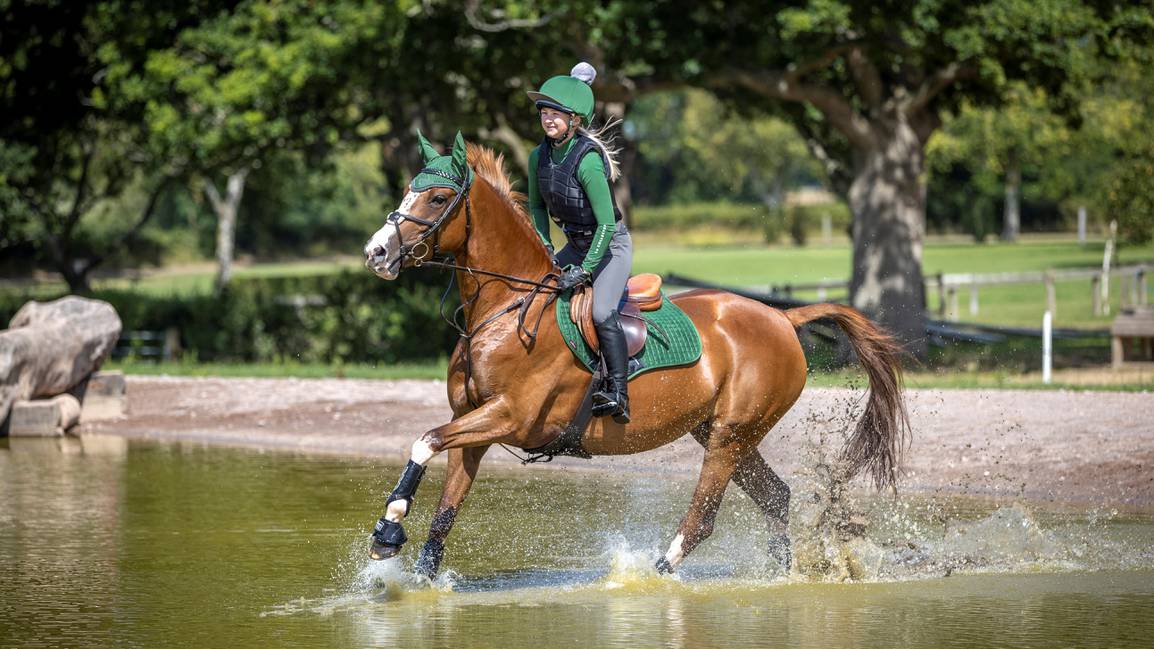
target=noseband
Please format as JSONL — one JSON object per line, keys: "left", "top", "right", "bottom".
{"left": 386, "top": 167, "right": 472, "bottom": 266}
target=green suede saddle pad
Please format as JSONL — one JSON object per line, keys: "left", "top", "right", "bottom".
{"left": 556, "top": 291, "right": 702, "bottom": 380}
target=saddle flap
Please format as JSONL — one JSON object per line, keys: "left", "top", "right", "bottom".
{"left": 626, "top": 273, "right": 663, "bottom": 311}
{"left": 570, "top": 286, "right": 599, "bottom": 355}
{"left": 619, "top": 302, "right": 648, "bottom": 357}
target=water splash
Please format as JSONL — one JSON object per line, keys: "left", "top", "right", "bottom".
{"left": 787, "top": 392, "right": 887, "bottom": 582}
{"left": 350, "top": 557, "right": 426, "bottom": 599}
{"left": 778, "top": 389, "right": 1154, "bottom": 583}
{"left": 600, "top": 536, "right": 675, "bottom": 590}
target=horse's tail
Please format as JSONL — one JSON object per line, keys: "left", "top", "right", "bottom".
{"left": 785, "top": 304, "right": 911, "bottom": 491}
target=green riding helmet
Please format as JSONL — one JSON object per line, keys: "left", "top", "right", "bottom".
{"left": 527, "top": 62, "right": 596, "bottom": 122}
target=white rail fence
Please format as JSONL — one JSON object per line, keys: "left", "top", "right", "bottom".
{"left": 933, "top": 264, "right": 1148, "bottom": 321}
{"left": 759, "top": 264, "right": 1149, "bottom": 322}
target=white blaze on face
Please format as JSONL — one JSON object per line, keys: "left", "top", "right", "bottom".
{"left": 364, "top": 191, "right": 420, "bottom": 280}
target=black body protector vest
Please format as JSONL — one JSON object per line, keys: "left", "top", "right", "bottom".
{"left": 536, "top": 134, "right": 622, "bottom": 251}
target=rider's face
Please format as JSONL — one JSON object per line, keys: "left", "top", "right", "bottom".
{"left": 540, "top": 107, "right": 578, "bottom": 139}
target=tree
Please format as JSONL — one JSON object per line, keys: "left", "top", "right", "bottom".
{"left": 130, "top": 1, "right": 402, "bottom": 294}
{"left": 587, "top": 0, "right": 1150, "bottom": 357}
{"left": 927, "top": 84, "right": 1074, "bottom": 241}
{"left": 0, "top": 0, "right": 225, "bottom": 291}
{"left": 630, "top": 89, "right": 820, "bottom": 208}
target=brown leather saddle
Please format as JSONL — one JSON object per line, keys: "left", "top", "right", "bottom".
{"left": 570, "top": 273, "right": 663, "bottom": 356}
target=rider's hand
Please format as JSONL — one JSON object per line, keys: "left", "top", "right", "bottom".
{"left": 557, "top": 265, "right": 592, "bottom": 291}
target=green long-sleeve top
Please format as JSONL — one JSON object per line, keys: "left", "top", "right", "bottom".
{"left": 527, "top": 138, "right": 615, "bottom": 272}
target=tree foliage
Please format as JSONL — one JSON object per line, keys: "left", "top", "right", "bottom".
{"left": 0, "top": 0, "right": 231, "bottom": 288}
{"left": 629, "top": 89, "right": 820, "bottom": 206}
{"left": 4, "top": 0, "right": 1152, "bottom": 343}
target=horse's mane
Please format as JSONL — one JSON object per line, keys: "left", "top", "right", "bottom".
{"left": 466, "top": 143, "right": 528, "bottom": 219}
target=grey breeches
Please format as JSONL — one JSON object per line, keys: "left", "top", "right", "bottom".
{"left": 555, "top": 221, "right": 633, "bottom": 325}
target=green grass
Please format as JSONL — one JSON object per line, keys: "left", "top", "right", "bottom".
{"left": 105, "top": 358, "right": 1151, "bottom": 392}
{"left": 806, "top": 368, "right": 1153, "bottom": 392}
{"left": 97, "top": 259, "right": 365, "bottom": 296}
{"left": 8, "top": 235, "right": 1153, "bottom": 331}
{"left": 635, "top": 236, "right": 1154, "bottom": 330}
{"left": 634, "top": 236, "right": 1154, "bottom": 284}
{"left": 107, "top": 358, "right": 449, "bottom": 380}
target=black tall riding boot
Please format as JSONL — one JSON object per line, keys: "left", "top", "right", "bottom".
{"left": 592, "top": 311, "right": 630, "bottom": 424}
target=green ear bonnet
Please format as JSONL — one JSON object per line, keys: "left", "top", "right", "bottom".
{"left": 410, "top": 130, "right": 473, "bottom": 192}
{"left": 527, "top": 62, "right": 597, "bottom": 122}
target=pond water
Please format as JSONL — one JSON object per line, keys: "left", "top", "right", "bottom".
{"left": 1, "top": 435, "right": 1152, "bottom": 648}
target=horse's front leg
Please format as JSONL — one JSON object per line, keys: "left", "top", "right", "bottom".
{"left": 369, "top": 398, "right": 514, "bottom": 561}
{"left": 412, "top": 445, "right": 490, "bottom": 579}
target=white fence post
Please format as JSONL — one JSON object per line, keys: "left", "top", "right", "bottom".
{"left": 1101, "top": 221, "right": 1116, "bottom": 315}
{"left": 1042, "top": 311, "right": 1052, "bottom": 385}
{"left": 1044, "top": 271, "right": 1056, "bottom": 319}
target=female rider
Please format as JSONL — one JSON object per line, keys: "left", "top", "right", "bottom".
{"left": 527, "top": 62, "right": 632, "bottom": 424}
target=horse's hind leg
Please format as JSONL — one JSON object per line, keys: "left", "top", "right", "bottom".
{"left": 657, "top": 432, "right": 743, "bottom": 574}
{"left": 731, "top": 451, "right": 792, "bottom": 569}
{"left": 413, "top": 445, "right": 489, "bottom": 579}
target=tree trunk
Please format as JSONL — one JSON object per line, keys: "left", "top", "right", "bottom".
{"left": 204, "top": 168, "right": 250, "bottom": 296}
{"left": 603, "top": 101, "right": 635, "bottom": 227}
{"left": 1001, "top": 149, "right": 1021, "bottom": 242}
{"left": 848, "top": 119, "right": 928, "bottom": 359}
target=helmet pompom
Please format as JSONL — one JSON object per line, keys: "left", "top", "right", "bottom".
{"left": 570, "top": 62, "right": 596, "bottom": 86}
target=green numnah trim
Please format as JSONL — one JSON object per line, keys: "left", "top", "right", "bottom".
{"left": 556, "top": 292, "right": 702, "bottom": 380}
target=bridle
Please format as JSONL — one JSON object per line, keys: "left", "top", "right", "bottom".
{"left": 385, "top": 166, "right": 473, "bottom": 265}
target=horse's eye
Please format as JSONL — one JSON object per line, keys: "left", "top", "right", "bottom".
{"left": 431, "top": 195, "right": 447, "bottom": 205}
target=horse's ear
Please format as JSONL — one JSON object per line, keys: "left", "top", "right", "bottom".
{"left": 417, "top": 130, "right": 440, "bottom": 164}
{"left": 450, "top": 131, "right": 468, "bottom": 178}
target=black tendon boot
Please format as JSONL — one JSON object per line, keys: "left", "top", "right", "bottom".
{"left": 591, "top": 311, "right": 630, "bottom": 423}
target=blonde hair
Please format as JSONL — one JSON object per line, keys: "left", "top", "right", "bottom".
{"left": 576, "top": 117, "right": 622, "bottom": 182}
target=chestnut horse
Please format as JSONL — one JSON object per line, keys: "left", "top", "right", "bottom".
{"left": 362, "top": 134, "right": 909, "bottom": 579}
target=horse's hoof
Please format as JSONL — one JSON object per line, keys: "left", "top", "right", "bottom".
{"left": 369, "top": 541, "right": 402, "bottom": 561}
{"left": 655, "top": 557, "right": 674, "bottom": 574}
{"left": 414, "top": 539, "right": 445, "bottom": 580}
{"left": 370, "top": 516, "right": 407, "bottom": 560}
